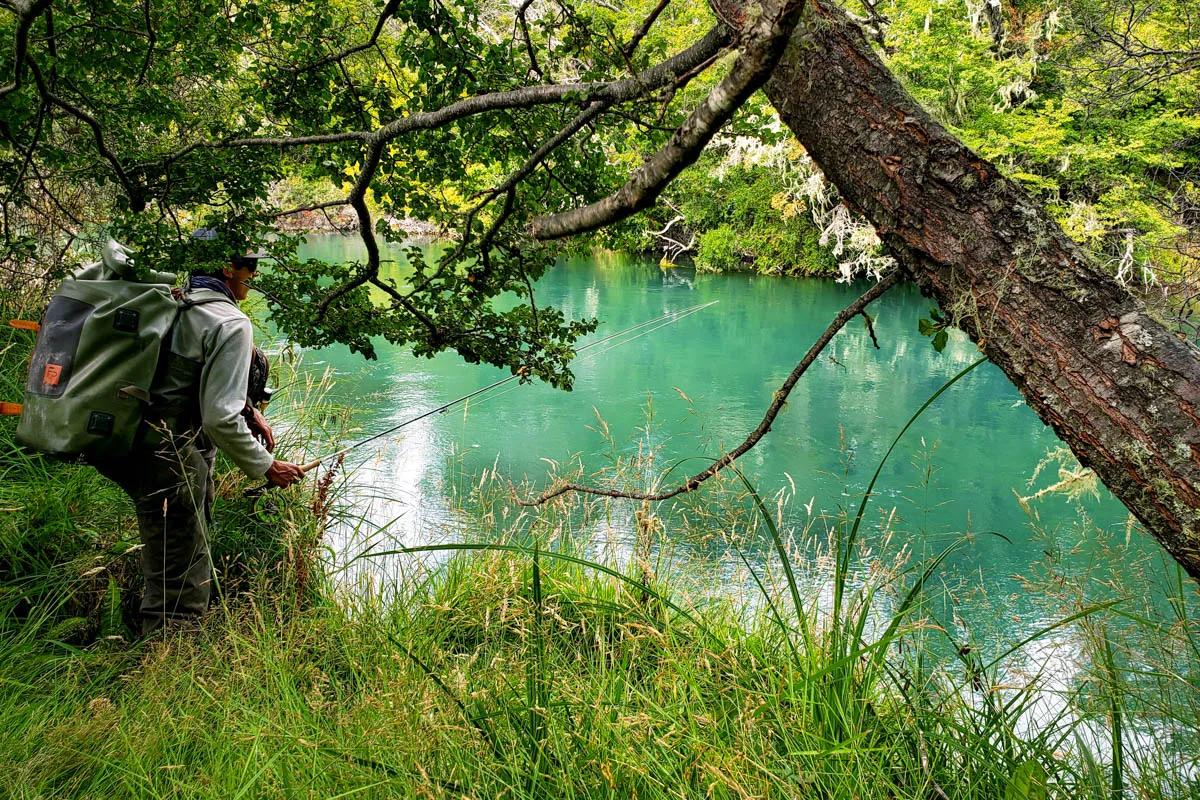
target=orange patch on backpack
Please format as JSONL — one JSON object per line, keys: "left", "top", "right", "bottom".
{"left": 42, "top": 363, "right": 62, "bottom": 386}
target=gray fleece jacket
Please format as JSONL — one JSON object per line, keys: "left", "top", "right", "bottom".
{"left": 155, "top": 288, "right": 274, "bottom": 477}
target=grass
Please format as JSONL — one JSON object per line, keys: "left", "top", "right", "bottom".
{"left": 1, "top": 300, "right": 1199, "bottom": 798}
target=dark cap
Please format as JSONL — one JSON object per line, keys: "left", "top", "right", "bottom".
{"left": 192, "top": 227, "right": 269, "bottom": 260}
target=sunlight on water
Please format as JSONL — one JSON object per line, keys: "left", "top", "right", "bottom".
{"left": 274, "top": 235, "right": 1179, "bottom": 651}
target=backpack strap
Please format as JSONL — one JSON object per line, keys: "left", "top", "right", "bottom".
{"left": 143, "top": 294, "right": 234, "bottom": 427}
{"left": 159, "top": 294, "right": 226, "bottom": 369}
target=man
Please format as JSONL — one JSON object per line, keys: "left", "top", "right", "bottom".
{"left": 95, "top": 233, "right": 305, "bottom": 634}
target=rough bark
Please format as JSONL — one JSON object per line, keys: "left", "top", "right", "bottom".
{"left": 765, "top": 0, "right": 1200, "bottom": 580}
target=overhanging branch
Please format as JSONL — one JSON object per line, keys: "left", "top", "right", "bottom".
{"left": 529, "top": 0, "right": 804, "bottom": 240}
{"left": 287, "top": 0, "right": 402, "bottom": 76}
{"left": 0, "top": 0, "right": 50, "bottom": 100}
{"left": 135, "top": 25, "right": 731, "bottom": 175}
{"left": 519, "top": 269, "right": 902, "bottom": 505}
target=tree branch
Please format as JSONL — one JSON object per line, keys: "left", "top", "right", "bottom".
{"left": 25, "top": 56, "right": 144, "bottom": 209}
{"left": 272, "top": 199, "right": 350, "bottom": 218}
{"left": 460, "top": 0, "right": 688, "bottom": 241}
{"left": 135, "top": 0, "right": 155, "bottom": 86}
{"left": 316, "top": 142, "right": 384, "bottom": 319}
{"left": 623, "top": 0, "right": 672, "bottom": 59}
{"left": 136, "top": 23, "right": 730, "bottom": 172}
{"left": 2, "top": 98, "right": 46, "bottom": 207}
{"left": 287, "top": 0, "right": 402, "bottom": 76}
{"left": 0, "top": 0, "right": 51, "bottom": 100}
{"left": 529, "top": 0, "right": 803, "bottom": 240}
{"left": 516, "top": 0, "right": 542, "bottom": 78}
{"left": 518, "top": 269, "right": 902, "bottom": 505}
{"left": 461, "top": 99, "right": 610, "bottom": 250}
{"left": 314, "top": 142, "right": 441, "bottom": 339}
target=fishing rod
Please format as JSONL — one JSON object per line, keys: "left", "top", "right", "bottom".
{"left": 461, "top": 301, "right": 718, "bottom": 413}
{"left": 246, "top": 300, "right": 718, "bottom": 496}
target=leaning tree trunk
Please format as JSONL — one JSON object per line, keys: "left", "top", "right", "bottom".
{"left": 763, "top": 0, "right": 1200, "bottom": 580}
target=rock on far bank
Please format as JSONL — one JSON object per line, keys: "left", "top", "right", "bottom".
{"left": 274, "top": 208, "right": 452, "bottom": 239}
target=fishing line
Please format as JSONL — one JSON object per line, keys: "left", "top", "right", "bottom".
{"left": 248, "top": 300, "right": 718, "bottom": 493}
{"left": 319, "top": 300, "right": 717, "bottom": 462}
{"left": 460, "top": 301, "right": 717, "bottom": 413}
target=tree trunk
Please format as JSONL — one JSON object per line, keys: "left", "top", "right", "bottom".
{"left": 764, "top": 0, "right": 1200, "bottom": 580}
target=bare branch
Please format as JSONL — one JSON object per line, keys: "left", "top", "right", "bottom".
{"left": 516, "top": 0, "right": 542, "bottom": 78}
{"left": 29, "top": 160, "right": 84, "bottom": 227}
{"left": 370, "top": 275, "right": 442, "bottom": 335}
{"left": 459, "top": 0, "right": 688, "bottom": 244}
{"left": 476, "top": 187, "right": 516, "bottom": 287}
{"left": 25, "top": 57, "right": 145, "bottom": 209}
{"left": 3, "top": 99, "right": 46, "bottom": 207}
{"left": 518, "top": 269, "right": 903, "bottom": 505}
{"left": 314, "top": 142, "right": 441, "bottom": 339}
{"left": 272, "top": 199, "right": 350, "bottom": 218}
{"left": 529, "top": 0, "right": 804, "bottom": 240}
{"left": 650, "top": 208, "right": 695, "bottom": 260}
{"left": 316, "top": 141, "right": 385, "bottom": 319}
{"left": 0, "top": 0, "right": 51, "bottom": 100}
{"left": 623, "top": 0, "right": 672, "bottom": 59}
{"left": 288, "top": 0, "right": 402, "bottom": 76}
{"left": 473, "top": 100, "right": 609, "bottom": 216}
{"left": 135, "top": 0, "right": 155, "bottom": 86}
{"left": 1062, "top": 0, "right": 1200, "bottom": 102}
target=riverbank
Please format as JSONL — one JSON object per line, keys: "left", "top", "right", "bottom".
{"left": 3, "top": 307, "right": 1198, "bottom": 798}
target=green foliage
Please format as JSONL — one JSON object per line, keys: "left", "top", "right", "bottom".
{"left": 695, "top": 224, "right": 742, "bottom": 272}
{"left": 661, "top": 153, "right": 837, "bottom": 276}
{"left": 881, "top": 0, "right": 1199, "bottom": 281}
{"left": 636, "top": 0, "right": 1198, "bottom": 282}
{"left": 918, "top": 307, "right": 952, "bottom": 353}
{"left": 3, "top": 0, "right": 708, "bottom": 384}
{"left": 2, "top": 0, "right": 1197, "bottom": 369}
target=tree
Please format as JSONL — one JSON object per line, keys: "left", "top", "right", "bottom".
{"left": 3, "top": 0, "right": 1200, "bottom": 579}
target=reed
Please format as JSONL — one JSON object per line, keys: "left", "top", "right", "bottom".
{"left": 0, "top": 303, "right": 1197, "bottom": 799}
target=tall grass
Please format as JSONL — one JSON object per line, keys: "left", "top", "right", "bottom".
{"left": 1, "top": 301, "right": 1198, "bottom": 798}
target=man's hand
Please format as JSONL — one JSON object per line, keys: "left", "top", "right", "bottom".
{"left": 244, "top": 405, "right": 275, "bottom": 452}
{"left": 265, "top": 460, "right": 305, "bottom": 488}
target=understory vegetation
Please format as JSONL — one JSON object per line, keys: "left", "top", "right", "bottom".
{"left": 617, "top": 0, "right": 1199, "bottom": 289}
{"left": 2, "top": 319, "right": 1198, "bottom": 799}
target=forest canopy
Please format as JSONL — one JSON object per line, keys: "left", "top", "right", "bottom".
{"left": 2, "top": 0, "right": 1196, "bottom": 365}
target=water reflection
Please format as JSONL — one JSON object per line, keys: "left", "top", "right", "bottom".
{"left": 285, "top": 235, "right": 1164, "bottom": 640}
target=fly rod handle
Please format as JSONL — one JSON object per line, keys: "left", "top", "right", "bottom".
{"left": 243, "top": 455, "right": 332, "bottom": 497}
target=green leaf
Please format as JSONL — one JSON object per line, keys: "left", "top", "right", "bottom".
{"left": 932, "top": 329, "right": 949, "bottom": 352}
{"left": 918, "top": 318, "right": 935, "bottom": 336}
{"left": 47, "top": 616, "right": 90, "bottom": 642}
{"left": 1004, "top": 759, "right": 1048, "bottom": 800}
{"left": 100, "top": 575, "right": 124, "bottom": 639}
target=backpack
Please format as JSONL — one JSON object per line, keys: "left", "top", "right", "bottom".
{"left": 15, "top": 241, "right": 218, "bottom": 461}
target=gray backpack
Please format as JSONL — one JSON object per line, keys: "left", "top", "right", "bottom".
{"left": 16, "top": 241, "right": 212, "bottom": 460}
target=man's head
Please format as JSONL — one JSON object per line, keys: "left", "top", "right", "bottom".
{"left": 222, "top": 255, "right": 260, "bottom": 303}
{"left": 191, "top": 228, "right": 268, "bottom": 302}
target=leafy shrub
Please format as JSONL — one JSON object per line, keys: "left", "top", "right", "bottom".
{"left": 696, "top": 225, "right": 743, "bottom": 272}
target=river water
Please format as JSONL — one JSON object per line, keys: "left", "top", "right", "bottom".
{"left": 278, "top": 235, "right": 1175, "bottom": 647}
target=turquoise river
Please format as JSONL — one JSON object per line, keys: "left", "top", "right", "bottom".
{"left": 271, "top": 234, "right": 1179, "bottom": 651}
